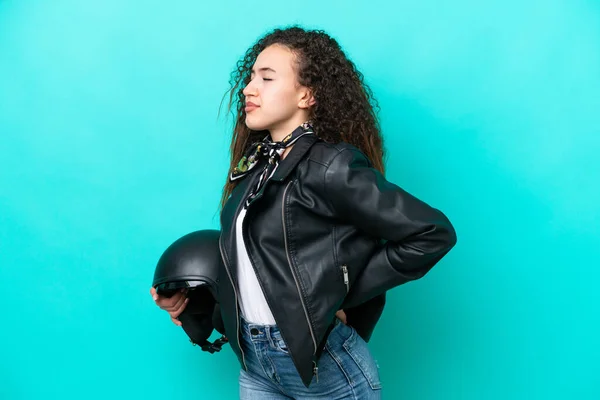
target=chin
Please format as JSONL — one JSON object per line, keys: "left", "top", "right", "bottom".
{"left": 245, "top": 115, "right": 270, "bottom": 132}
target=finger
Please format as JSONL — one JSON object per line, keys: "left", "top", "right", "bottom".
{"left": 157, "top": 292, "right": 183, "bottom": 310}
{"left": 150, "top": 287, "right": 159, "bottom": 301}
{"left": 171, "top": 316, "right": 183, "bottom": 326}
{"left": 156, "top": 288, "right": 188, "bottom": 309}
{"left": 169, "top": 297, "right": 189, "bottom": 319}
{"left": 170, "top": 297, "right": 190, "bottom": 319}
{"left": 164, "top": 292, "right": 187, "bottom": 312}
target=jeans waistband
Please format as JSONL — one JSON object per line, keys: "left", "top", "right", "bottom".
{"left": 240, "top": 314, "right": 342, "bottom": 342}
{"left": 239, "top": 314, "right": 283, "bottom": 342}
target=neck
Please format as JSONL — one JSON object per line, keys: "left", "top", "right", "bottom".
{"left": 268, "top": 113, "right": 310, "bottom": 142}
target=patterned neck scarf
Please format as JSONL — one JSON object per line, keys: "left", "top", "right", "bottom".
{"left": 230, "top": 121, "right": 315, "bottom": 208}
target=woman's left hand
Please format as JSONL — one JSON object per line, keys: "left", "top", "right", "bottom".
{"left": 336, "top": 309, "right": 347, "bottom": 324}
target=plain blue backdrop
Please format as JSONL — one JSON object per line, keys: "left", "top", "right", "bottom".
{"left": 1, "top": 0, "right": 599, "bottom": 398}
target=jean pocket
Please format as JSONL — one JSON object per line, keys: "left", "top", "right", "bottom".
{"left": 342, "top": 326, "right": 382, "bottom": 390}
{"left": 272, "top": 331, "right": 289, "bottom": 354}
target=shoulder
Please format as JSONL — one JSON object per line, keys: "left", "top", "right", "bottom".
{"left": 306, "top": 140, "right": 372, "bottom": 169}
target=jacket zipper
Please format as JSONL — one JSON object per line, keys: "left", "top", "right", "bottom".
{"left": 341, "top": 264, "right": 349, "bottom": 293}
{"left": 282, "top": 181, "right": 318, "bottom": 355}
{"left": 218, "top": 235, "right": 247, "bottom": 371}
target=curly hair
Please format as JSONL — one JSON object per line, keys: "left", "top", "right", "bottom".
{"left": 219, "top": 25, "right": 385, "bottom": 210}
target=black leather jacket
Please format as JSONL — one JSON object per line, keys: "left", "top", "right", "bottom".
{"left": 217, "top": 134, "right": 457, "bottom": 387}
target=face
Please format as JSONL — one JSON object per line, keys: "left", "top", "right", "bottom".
{"left": 242, "top": 44, "right": 314, "bottom": 133}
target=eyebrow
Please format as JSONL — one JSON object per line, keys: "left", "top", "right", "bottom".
{"left": 251, "top": 67, "right": 277, "bottom": 74}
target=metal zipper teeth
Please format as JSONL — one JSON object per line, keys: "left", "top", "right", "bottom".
{"left": 282, "top": 180, "right": 318, "bottom": 354}
{"left": 218, "top": 235, "right": 247, "bottom": 371}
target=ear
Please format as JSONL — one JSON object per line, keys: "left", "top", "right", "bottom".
{"left": 298, "top": 88, "right": 316, "bottom": 109}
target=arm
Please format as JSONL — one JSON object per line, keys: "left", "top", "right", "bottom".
{"left": 324, "top": 147, "right": 457, "bottom": 309}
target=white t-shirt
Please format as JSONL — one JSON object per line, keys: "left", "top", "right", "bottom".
{"left": 234, "top": 164, "right": 279, "bottom": 325}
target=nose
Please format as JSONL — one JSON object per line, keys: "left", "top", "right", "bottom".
{"left": 243, "top": 80, "right": 257, "bottom": 97}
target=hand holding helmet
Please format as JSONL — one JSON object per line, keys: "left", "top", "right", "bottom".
{"left": 150, "top": 286, "right": 189, "bottom": 326}
{"left": 151, "top": 229, "right": 228, "bottom": 354}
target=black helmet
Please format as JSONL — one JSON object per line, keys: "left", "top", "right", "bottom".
{"left": 152, "top": 229, "right": 228, "bottom": 353}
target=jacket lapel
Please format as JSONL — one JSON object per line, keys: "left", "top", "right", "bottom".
{"left": 220, "top": 162, "right": 263, "bottom": 271}
{"left": 271, "top": 133, "right": 319, "bottom": 182}
{"left": 219, "top": 133, "right": 320, "bottom": 279}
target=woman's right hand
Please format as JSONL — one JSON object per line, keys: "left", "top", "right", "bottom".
{"left": 150, "top": 287, "right": 189, "bottom": 326}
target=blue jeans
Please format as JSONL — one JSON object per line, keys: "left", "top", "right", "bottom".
{"left": 238, "top": 315, "right": 382, "bottom": 399}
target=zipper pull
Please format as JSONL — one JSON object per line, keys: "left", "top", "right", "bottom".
{"left": 313, "top": 361, "right": 319, "bottom": 383}
{"left": 342, "top": 265, "right": 349, "bottom": 291}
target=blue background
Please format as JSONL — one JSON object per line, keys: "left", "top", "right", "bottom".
{"left": 1, "top": 0, "right": 599, "bottom": 398}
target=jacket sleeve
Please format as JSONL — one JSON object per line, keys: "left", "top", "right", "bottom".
{"left": 324, "top": 147, "right": 457, "bottom": 309}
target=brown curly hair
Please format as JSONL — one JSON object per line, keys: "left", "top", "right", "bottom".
{"left": 220, "top": 25, "right": 385, "bottom": 210}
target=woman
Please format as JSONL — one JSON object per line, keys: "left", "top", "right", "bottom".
{"left": 151, "top": 26, "right": 457, "bottom": 399}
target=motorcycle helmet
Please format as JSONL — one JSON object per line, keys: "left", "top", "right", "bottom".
{"left": 152, "top": 229, "right": 227, "bottom": 353}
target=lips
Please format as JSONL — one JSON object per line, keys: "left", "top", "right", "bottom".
{"left": 245, "top": 101, "right": 259, "bottom": 112}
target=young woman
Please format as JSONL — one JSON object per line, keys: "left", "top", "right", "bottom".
{"left": 152, "top": 26, "right": 457, "bottom": 399}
